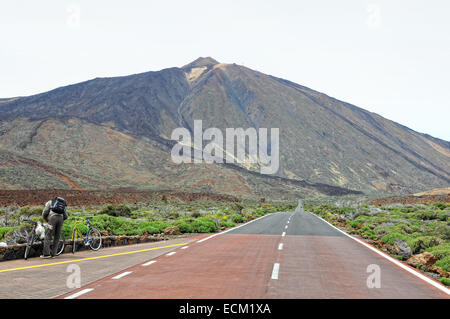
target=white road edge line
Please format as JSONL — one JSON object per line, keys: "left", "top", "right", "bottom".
{"left": 142, "top": 260, "right": 156, "bottom": 266}
{"left": 196, "top": 212, "right": 274, "bottom": 243}
{"left": 278, "top": 243, "right": 283, "bottom": 250}
{"left": 64, "top": 288, "right": 94, "bottom": 299}
{"left": 166, "top": 251, "right": 176, "bottom": 256}
{"left": 271, "top": 263, "right": 280, "bottom": 279}
{"left": 112, "top": 271, "right": 132, "bottom": 279}
{"left": 308, "top": 211, "right": 450, "bottom": 295}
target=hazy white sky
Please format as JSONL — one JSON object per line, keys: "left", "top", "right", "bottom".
{"left": 1, "top": 0, "right": 449, "bottom": 140}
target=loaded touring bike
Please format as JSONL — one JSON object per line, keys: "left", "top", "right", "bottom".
{"left": 23, "top": 219, "right": 65, "bottom": 260}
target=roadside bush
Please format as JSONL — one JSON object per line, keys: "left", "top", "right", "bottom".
{"left": 432, "top": 202, "right": 446, "bottom": 210}
{"left": 220, "top": 220, "right": 235, "bottom": 228}
{"left": 381, "top": 232, "right": 409, "bottom": 245}
{"left": 437, "top": 211, "right": 449, "bottom": 222}
{"left": 233, "top": 203, "right": 244, "bottom": 214}
{"left": 99, "top": 204, "right": 132, "bottom": 217}
{"left": 173, "top": 219, "right": 194, "bottom": 233}
{"left": 409, "top": 236, "right": 440, "bottom": 254}
{"left": 19, "top": 206, "right": 44, "bottom": 217}
{"left": 255, "top": 209, "right": 266, "bottom": 217}
{"left": 427, "top": 243, "right": 450, "bottom": 272}
{"left": 192, "top": 217, "right": 218, "bottom": 233}
{"left": 231, "top": 214, "right": 245, "bottom": 223}
{"left": 440, "top": 277, "right": 450, "bottom": 286}
{"left": 137, "top": 222, "right": 162, "bottom": 235}
{"left": 415, "top": 210, "right": 438, "bottom": 220}
{"left": 349, "top": 220, "right": 360, "bottom": 228}
{"left": 190, "top": 211, "right": 201, "bottom": 218}
{"left": 362, "top": 230, "right": 377, "bottom": 240}
{"left": 435, "top": 255, "right": 450, "bottom": 273}
{"left": 0, "top": 226, "right": 14, "bottom": 240}
{"left": 244, "top": 213, "right": 255, "bottom": 221}
{"left": 168, "top": 211, "right": 180, "bottom": 219}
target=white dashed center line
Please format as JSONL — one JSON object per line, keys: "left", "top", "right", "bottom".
{"left": 142, "top": 260, "right": 156, "bottom": 266}
{"left": 166, "top": 252, "right": 176, "bottom": 256}
{"left": 112, "top": 271, "right": 132, "bottom": 280}
{"left": 271, "top": 263, "right": 280, "bottom": 280}
{"left": 64, "top": 288, "right": 94, "bottom": 299}
{"left": 278, "top": 243, "right": 283, "bottom": 250}
{"left": 282, "top": 232, "right": 286, "bottom": 237}
{"left": 285, "top": 225, "right": 288, "bottom": 229}
{"left": 181, "top": 246, "right": 189, "bottom": 249}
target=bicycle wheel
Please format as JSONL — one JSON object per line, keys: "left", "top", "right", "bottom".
{"left": 88, "top": 228, "right": 102, "bottom": 251}
{"left": 24, "top": 231, "right": 37, "bottom": 260}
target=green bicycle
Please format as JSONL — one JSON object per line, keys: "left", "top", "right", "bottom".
{"left": 70, "top": 216, "right": 102, "bottom": 253}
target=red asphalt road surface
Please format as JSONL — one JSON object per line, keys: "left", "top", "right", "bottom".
{"left": 59, "top": 210, "right": 450, "bottom": 299}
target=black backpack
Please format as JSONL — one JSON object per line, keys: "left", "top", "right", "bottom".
{"left": 51, "top": 197, "right": 67, "bottom": 214}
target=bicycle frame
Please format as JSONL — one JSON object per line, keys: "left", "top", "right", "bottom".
{"left": 71, "top": 218, "right": 92, "bottom": 244}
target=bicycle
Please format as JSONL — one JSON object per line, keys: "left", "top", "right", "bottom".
{"left": 70, "top": 216, "right": 102, "bottom": 253}
{"left": 23, "top": 219, "right": 65, "bottom": 260}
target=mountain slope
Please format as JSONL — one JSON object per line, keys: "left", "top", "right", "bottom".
{"left": 0, "top": 57, "right": 448, "bottom": 196}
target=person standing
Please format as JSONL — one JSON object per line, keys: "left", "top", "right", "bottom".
{"left": 41, "top": 197, "right": 68, "bottom": 258}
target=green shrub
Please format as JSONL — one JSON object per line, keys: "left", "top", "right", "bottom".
{"left": 435, "top": 255, "right": 450, "bottom": 273}
{"left": 233, "top": 203, "right": 244, "bottom": 214}
{"left": 440, "top": 277, "right": 450, "bottom": 286}
{"left": 231, "top": 214, "right": 245, "bottom": 223}
{"left": 19, "top": 206, "right": 44, "bottom": 217}
{"left": 191, "top": 212, "right": 201, "bottom": 218}
{"left": 255, "top": 209, "right": 266, "bottom": 217}
{"left": 173, "top": 220, "right": 194, "bottom": 233}
{"left": 437, "top": 211, "right": 449, "bottom": 222}
{"left": 415, "top": 210, "right": 438, "bottom": 220}
{"left": 362, "top": 231, "right": 377, "bottom": 240}
{"left": 381, "top": 232, "right": 409, "bottom": 245}
{"left": 99, "top": 204, "right": 132, "bottom": 217}
{"left": 138, "top": 224, "right": 160, "bottom": 234}
{"left": 432, "top": 202, "right": 446, "bottom": 210}
{"left": 244, "top": 213, "right": 255, "bottom": 221}
{"left": 168, "top": 211, "right": 180, "bottom": 219}
{"left": 192, "top": 217, "right": 218, "bottom": 233}
{"left": 0, "top": 226, "right": 14, "bottom": 240}
{"left": 409, "top": 236, "right": 440, "bottom": 254}
{"left": 220, "top": 220, "right": 236, "bottom": 228}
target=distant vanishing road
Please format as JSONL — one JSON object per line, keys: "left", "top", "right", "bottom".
{"left": 1, "top": 206, "right": 449, "bottom": 299}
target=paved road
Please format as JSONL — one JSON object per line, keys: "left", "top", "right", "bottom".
{"left": 0, "top": 236, "right": 198, "bottom": 298}
{"left": 1, "top": 204, "right": 449, "bottom": 299}
{"left": 55, "top": 205, "right": 448, "bottom": 299}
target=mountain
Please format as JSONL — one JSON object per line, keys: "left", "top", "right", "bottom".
{"left": 0, "top": 57, "right": 448, "bottom": 198}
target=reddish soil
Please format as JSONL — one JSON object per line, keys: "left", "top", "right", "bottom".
{"left": 367, "top": 194, "right": 450, "bottom": 206}
{"left": 0, "top": 189, "right": 239, "bottom": 207}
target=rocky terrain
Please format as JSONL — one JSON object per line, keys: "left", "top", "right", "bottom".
{"left": 0, "top": 189, "right": 240, "bottom": 207}
{"left": 367, "top": 188, "right": 450, "bottom": 206}
{"left": 0, "top": 57, "right": 448, "bottom": 196}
